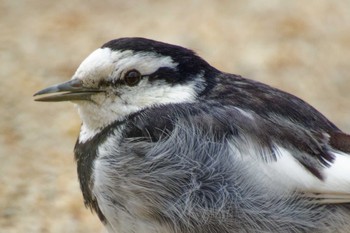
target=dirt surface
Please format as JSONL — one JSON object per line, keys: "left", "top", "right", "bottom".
{"left": 1, "top": 0, "right": 350, "bottom": 232}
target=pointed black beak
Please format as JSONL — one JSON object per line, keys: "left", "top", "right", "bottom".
{"left": 34, "top": 79, "right": 103, "bottom": 102}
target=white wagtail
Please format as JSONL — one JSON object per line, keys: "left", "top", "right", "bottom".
{"left": 34, "top": 37, "right": 350, "bottom": 233}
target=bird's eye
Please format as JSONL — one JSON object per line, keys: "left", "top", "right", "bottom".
{"left": 124, "top": 70, "right": 141, "bottom": 86}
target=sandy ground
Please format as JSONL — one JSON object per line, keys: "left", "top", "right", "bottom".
{"left": 1, "top": 0, "right": 350, "bottom": 232}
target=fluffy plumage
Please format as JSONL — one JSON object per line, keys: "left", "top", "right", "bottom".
{"left": 35, "top": 37, "right": 350, "bottom": 233}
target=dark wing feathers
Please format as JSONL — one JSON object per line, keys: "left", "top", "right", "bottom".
{"left": 203, "top": 73, "right": 340, "bottom": 133}
{"left": 329, "top": 131, "right": 350, "bottom": 153}
{"left": 124, "top": 100, "right": 340, "bottom": 180}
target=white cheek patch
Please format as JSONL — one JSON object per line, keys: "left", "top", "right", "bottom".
{"left": 123, "top": 81, "right": 198, "bottom": 106}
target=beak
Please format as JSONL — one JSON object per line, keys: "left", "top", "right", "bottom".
{"left": 34, "top": 79, "right": 103, "bottom": 102}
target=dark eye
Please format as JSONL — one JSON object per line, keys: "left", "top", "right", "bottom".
{"left": 124, "top": 70, "right": 141, "bottom": 86}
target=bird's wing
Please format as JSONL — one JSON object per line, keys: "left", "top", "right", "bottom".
{"left": 125, "top": 103, "right": 350, "bottom": 203}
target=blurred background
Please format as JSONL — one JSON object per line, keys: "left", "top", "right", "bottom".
{"left": 1, "top": 0, "right": 350, "bottom": 232}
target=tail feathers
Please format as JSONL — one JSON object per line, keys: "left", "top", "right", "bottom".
{"left": 305, "top": 193, "right": 350, "bottom": 204}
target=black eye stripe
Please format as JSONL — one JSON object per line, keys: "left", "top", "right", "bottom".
{"left": 99, "top": 67, "right": 177, "bottom": 88}
{"left": 147, "top": 67, "right": 180, "bottom": 83}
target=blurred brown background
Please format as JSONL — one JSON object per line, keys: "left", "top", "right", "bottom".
{"left": 1, "top": 0, "right": 350, "bottom": 232}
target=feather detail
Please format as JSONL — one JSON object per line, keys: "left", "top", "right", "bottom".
{"left": 330, "top": 131, "right": 350, "bottom": 153}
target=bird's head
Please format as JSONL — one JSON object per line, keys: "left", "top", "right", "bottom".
{"left": 34, "top": 37, "right": 217, "bottom": 137}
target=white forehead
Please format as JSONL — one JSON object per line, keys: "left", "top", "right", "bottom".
{"left": 73, "top": 48, "right": 114, "bottom": 81}
{"left": 73, "top": 47, "right": 178, "bottom": 81}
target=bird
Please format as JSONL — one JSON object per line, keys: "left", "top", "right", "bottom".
{"left": 34, "top": 37, "right": 350, "bottom": 233}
